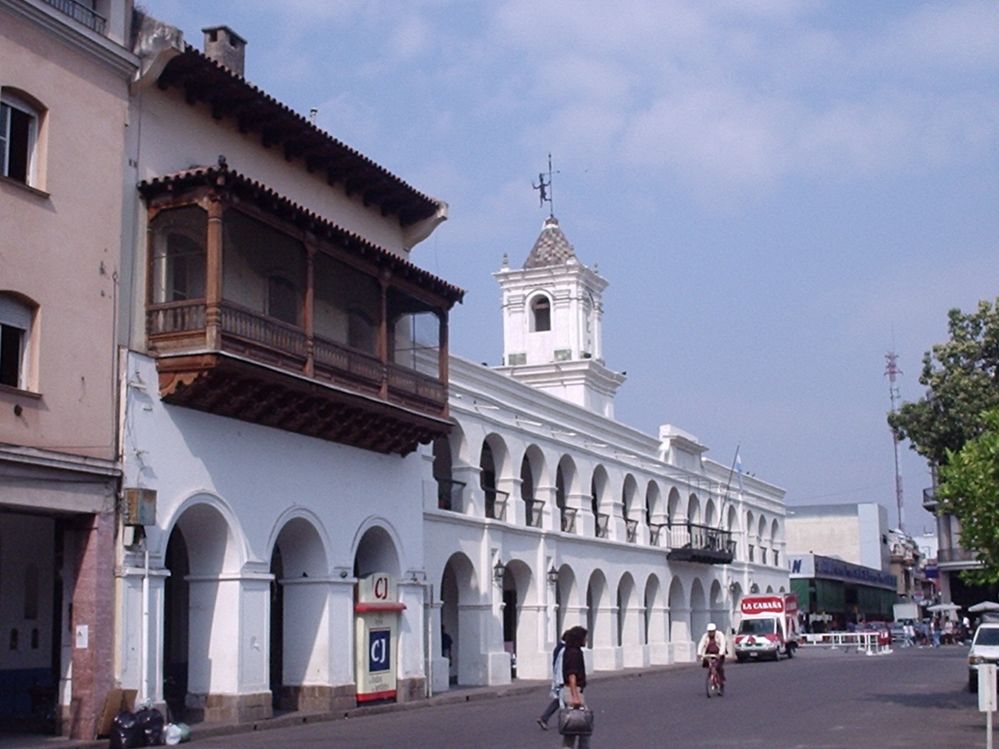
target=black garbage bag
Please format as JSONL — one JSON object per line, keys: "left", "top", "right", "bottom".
{"left": 109, "top": 710, "right": 143, "bottom": 749}
{"left": 135, "top": 706, "right": 165, "bottom": 746}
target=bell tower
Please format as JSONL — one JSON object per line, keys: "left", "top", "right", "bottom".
{"left": 493, "top": 215, "right": 625, "bottom": 417}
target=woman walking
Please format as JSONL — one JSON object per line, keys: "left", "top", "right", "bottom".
{"left": 560, "top": 626, "right": 591, "bottom": 748}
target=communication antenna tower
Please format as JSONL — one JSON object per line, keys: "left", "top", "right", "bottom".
{"left": 885, "top": 350, "right": 905, "bottom": 532}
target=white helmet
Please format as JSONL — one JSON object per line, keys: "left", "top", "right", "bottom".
{"left": 707, "top": 623, "right": 717, "bottom": 632}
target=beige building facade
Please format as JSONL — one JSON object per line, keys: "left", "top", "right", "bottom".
{"left": 0, "top": 0, "right": 136, "bottom": 738}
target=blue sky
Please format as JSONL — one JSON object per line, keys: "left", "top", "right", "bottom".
{"left": 140, "top": 0, "right": 999, "bottom": 534}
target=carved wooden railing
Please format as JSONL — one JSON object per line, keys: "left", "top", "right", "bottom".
{"left": 148, "top": 300, "right": 447, "bottom": 417}
{"left": 148, "top": 300, "right": 205, "bottom": 336}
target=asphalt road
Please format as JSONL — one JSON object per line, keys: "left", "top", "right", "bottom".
{"left": 166, "top": 646, "right": 985, "bottom": 748}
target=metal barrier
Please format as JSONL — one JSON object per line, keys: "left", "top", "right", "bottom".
{"left": 799, "top": 631, "right": 891, "bottom": 655}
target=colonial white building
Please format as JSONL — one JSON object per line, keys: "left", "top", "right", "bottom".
{"left": 425, "top": 215, "right": 790, "bottom": 692}
{"left": 107, "top": 10, "right": 789, "bottom": 732}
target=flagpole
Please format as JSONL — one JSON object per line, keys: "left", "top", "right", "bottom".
{"left": 724, "top": 445, "right": 741, "bottom": 500}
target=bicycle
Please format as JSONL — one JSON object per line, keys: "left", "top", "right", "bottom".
{"left": 703, "top": 654, "right": 724, "bottom": 698}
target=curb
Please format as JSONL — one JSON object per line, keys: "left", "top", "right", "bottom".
{"left": 17, "top": 663, "right": 691, "bottom": 748}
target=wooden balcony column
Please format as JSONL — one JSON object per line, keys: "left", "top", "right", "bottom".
{"left": 377, "top": 272, "right": 390, "bottom": 400}
{"left": 204, "top": 196, "right": 225, "bottom": 350}
{"left": 303, "top": 239, "right": 317, "bottom": 377}
{"left": 438, "top": 310, "right": 449, "bottom": 417}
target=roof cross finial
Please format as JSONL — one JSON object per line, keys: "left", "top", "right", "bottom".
{"left": 532, "top": 153, "right": 558, "bottom": 218}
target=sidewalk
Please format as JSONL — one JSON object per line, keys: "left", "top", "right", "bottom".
{"left": 0, "top": 663, "right": 687, "bottom": 749}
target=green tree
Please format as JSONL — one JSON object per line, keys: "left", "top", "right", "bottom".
{"left": 938, "top": 409, "right": 999, "bottom": 584}
{"left": 888, "top": 299, "right": 999, "bottom": 467}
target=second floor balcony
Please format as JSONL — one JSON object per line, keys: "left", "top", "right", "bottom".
{"left": 665, "top": 522, "right": 736, "bottom": 565}
{"left": 139, "top": 165, "right": 463, "bottom": 455}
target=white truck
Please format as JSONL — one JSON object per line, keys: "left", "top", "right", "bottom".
{"left": 733, "top": 593, "right": 799, "bottom": 662}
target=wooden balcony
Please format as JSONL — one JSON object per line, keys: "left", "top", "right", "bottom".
{"left": 665, "top": 522, "right": 735, "bottom": 565}
{"left": 150, "top": 300, "right": 451, "bottom": 455}
{"left": 140, "top": 164, "right": 463, "bottom": 457}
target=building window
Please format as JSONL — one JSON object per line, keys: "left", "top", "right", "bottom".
{"left": 1, "top": 90, "right": 42, "bottom": 187}
{"left": 530, "top": 296, "right": 551, "bottom": 332}
{"left": 267, "top": 274, "right": 300, "bottom": 325}
{"left": 0, "top": 293, "right": 34, "bottom": 389}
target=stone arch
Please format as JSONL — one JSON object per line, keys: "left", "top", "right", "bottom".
{"left": 616, "top": 572, "right": 640, "bottom": 656}
{"left": 556, "top": 455, "right": 579, "bottom": 533}
{"left": 644, "top": 574, "right": 666, "bottom": 649}
{"left": 590, "top": 465, "right": 611, "bottom": 537}
{"left": 501, "top": 559, "right": 537, "bottom": 678}
{"left": 667, "top": 577, "right": 689, "bottom": 656}
{"left": 441, "top": 552, "right": 480, "bottom": 686}
{"left": 704, "top": 497, "right": 717, "bottom": 528}
{"left": 352, "top": 521, "right": 402, "bottom": 579}
{"left": 621, "top": 474, "right": 639, "bottom": 521}
{"left": 645, "top": 481, "right": 663, "bottom": 524}
{"left": 520, "top": 444, "right": 547, "bottom": 528}
{"left": 667, "top": 487, "right": 682, "bottom": 523}
{"left": 432, "top": 423, "right": 466, "bottom": 511}
{"left": 709, "top": 579, "right": 728, "bottom": 633}
{"left": 162, "top": 496, "right": 247, "bottom": 719}
{"left": 757, "top": 514, "right": 769, "bottom": 564}
{"left": 480, "top": 433, "right": 512, "bottom": 521}
{"left": 267, "top": 512, "right": 330, "bottom": 711}
{"left": 690, "top": 578, "right": 709, "bottom": 640}
{"left": 725, "top": 505, "right": 739, "bottom": 534}
{"left": 687, "top": 493, "right": 701, "bottom": 525}
{"left": 555, "top": 564, "right": 579, "bottom": 637}
{"left": 586, "top": 569, "right": 609, "bottom": 649}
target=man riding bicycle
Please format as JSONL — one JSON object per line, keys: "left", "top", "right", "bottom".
{"left": 696, "top": 623, "right": 728, "bottom": 691}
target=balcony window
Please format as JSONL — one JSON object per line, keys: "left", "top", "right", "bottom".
{"left": 389, "top": 290, "right": 441, "bottom": 377}
{"left": 151, "top": 206, "right": 206, "bottom": 303}
{"left": 315, "top": 253, "right": 380, "bottom": 355}
{"left": 223, "top": 209, "right": 305, "bottom": 326}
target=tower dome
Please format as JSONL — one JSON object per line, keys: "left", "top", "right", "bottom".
{"left": 524, "top": 216, "right": 577, "bottom": 268}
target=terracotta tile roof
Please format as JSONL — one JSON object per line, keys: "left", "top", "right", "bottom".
{"left": 138, "top": 163, "right": 464, "bottom": 305}
{"left": 524, "top": 216, "right": 577, "bottom": 268}
{"left": 155, "top": 45, "right": 442, "bottom": 227}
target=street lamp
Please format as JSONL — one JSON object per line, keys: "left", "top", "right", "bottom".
{"left": 493, "top": 560, "right": 506, "bottom": 584}
{"left": 547, "top": 565, "right": 559, "bottom": 586}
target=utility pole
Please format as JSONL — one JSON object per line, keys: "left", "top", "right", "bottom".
{"left": 885, "top": 350, "right": 905, "bottom": 532}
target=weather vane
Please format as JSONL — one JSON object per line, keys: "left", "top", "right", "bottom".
{"left": 532, "top": 153, "right": 558, "bottom": 218}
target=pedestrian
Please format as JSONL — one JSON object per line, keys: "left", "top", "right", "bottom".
{"left": 537, "top": 631, "right": 566, "bottom": 730}
{"left": 441, "top": 625, "right": 453, "bottom": 660}
{"left": 931, "top": 616, "right": 941, "bottom": 648}
{"left": 559, "top": 625, "right": 591, "bottom": 749}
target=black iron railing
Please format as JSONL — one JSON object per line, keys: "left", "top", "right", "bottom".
{"left": 43, "top": 0, "right": 106, "bottom": 33}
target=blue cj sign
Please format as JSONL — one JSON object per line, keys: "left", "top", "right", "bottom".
{"left": 369, "top": 629, "right": 390, "bottom": 673}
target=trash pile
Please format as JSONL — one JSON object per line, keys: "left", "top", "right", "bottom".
{"left": 109, "top": 703, "right": 190, "bottom": 747}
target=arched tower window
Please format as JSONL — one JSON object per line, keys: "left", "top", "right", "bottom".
{"left": 530, "top": 296, "right": 551, "bottom": 332}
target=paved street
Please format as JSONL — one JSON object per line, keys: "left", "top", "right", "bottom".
{"left": 177, "top": 645, "right": 981, "bottom": 749}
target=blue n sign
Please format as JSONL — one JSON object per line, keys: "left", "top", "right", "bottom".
{"left": 369, "top": 629, "right": 390, "bottom": 673}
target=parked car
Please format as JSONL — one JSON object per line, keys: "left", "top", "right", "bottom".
{"left": 967, "top": 622, "right": 999, "bottom": 691}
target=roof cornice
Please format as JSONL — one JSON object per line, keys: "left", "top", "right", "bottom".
{"left": 2, "top": 0, "right": 138, "bottom": 77}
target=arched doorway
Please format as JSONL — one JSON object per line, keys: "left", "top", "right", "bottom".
{"left": 502, "top": 560, "right": 535, "bottom": 679}
{"left": 440, "top": 552, "right": 479, "bottom": 686}
{"left": 269, "top": 516, "right": 328, "bottom": 712}
{"left": 667, "top": 577, "right": 691, "bottom": 661}
{"left": 163, "top": 502, "right": 242, "bottom": 723}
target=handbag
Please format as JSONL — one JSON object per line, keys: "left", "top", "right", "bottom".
{"left": 558, "top": 705, "right": 594, "bottom": 736}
